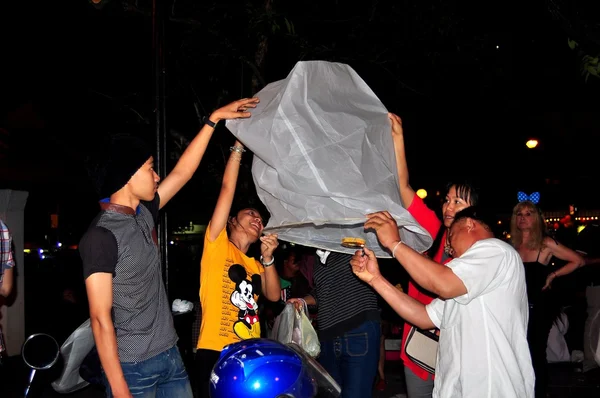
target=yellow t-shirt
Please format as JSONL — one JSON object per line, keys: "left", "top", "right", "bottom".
{"left": 197, "top": 222, "right": 264, "bottom": 351}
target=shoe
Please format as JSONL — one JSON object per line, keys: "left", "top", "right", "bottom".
{"left": 375, "top": 378, "right": 387, "bottom": 391}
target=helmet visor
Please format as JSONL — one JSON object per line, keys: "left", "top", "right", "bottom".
{"left": 286, "top": 343, "right": 341, "bottom": 397}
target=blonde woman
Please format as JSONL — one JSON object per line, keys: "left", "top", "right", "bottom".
{"left": 510, "top": 200, "right": 585, "bottom": 398}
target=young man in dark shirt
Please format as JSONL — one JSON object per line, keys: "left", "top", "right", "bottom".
{"left": 79, "top": 98, "right": 258, "bottom": 398}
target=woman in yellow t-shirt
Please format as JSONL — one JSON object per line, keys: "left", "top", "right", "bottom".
{"left": 194, "top": 138, "right": 281, "bottom": 398}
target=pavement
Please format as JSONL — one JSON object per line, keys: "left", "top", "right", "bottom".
{"left": 1, "top": 355, "right": 599, "bottom": 397}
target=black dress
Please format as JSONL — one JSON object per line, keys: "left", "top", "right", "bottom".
{"left": 524, "top": 249, "right": 555, "bottom": 398}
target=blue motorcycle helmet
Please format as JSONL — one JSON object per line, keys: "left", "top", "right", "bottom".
{"left": 210, "top": 338, "right": 340, "bottom": 398}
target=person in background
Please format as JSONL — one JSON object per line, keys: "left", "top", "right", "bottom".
{"left": 0, "top": 219, "right": 15, "bottom": 300}
{"left": 575, "top": 220, "right": 600, "bottom": 371}
{"left": 261, "top": 244, "right": 314, "bottom": 335}
{"left": 0, "top": 219, "right": 15, "bottom": 363}
{"left": 555, "top": 204, "right": 579, "bottom": 249}
{"left": 511, "top": 200, "right": 585, "bottom": 398}
{"left": 375, "top": 258, "right": 407, "bottom": 392}
{"left": 288, "top": 250, "right": 381, "bottom": 398}
{"left": 80, "top": 97, "right": 258, "bottom": 398}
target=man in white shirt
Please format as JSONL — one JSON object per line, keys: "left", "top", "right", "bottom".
{"left": 350, "top": 207, "right": 534, "bottom": 398}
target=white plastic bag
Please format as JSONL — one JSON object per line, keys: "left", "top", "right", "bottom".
{"left": 270, "top": 303, "right": 295, "bottom": 343}
{"left": 271, "top": 302, "right": 320, "bottom": 358}
{"left": 295, "top": 301, "right": 320, "bottom": 358}
{"left": 546, "top": 312, "right": 570, "bottom": 363}
{"left": 226, "top": 60, "right": 432, "bottom": 257}
{"left": 51, "top": 318, "right": 95, "bottom": 394}
{"left": 584, "top": 286, "right": 600, "bottom": 368}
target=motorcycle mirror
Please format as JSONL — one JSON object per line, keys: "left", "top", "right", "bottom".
{"left": 22, "top": 333, "right": 60, "bottom": 370}
{"left": 21, "top": 333, "right": 60, "bottom": 397}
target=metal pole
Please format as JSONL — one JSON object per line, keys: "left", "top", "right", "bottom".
{"left": 152, "top": 0, "right": 169, "bottom": 293}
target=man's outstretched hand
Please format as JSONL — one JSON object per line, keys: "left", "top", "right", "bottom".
{"left": 350, "top": 247, "right": 382, "bottom": 285}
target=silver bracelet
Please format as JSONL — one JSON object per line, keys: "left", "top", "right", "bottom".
{"left": 260, "top": 255, "right": 275, "bottom": 267}
{"left": 230, "top": 146, "right": 246, "bottom": 154}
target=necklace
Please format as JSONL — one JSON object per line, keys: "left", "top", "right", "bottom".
{"left": 229, "top": 239, "right": 241, "bottom": 251}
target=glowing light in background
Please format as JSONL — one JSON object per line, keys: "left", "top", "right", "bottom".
{"left": 525, "top": 139, "right": 538, "bottom": 149}
{"left": 416, "top": 189, "right": 428, "bottom": 199}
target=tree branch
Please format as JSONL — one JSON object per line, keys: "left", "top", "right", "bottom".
{"left": 240, "top": 57, "right": 267, "bottom": 89}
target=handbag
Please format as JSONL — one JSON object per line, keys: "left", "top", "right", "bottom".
{"left": 404, "top": 326, "right": 439, "bottom": 374}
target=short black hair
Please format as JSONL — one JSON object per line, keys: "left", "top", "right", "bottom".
{"left": 445, "top": 179, "right": 480, "bottom": 206}
{"left": 452, "top": 206, "right": 495, "bottom": 233}
{"left": 85, "top": 129, "right": 153, "bottom": 199}
{"left": 275, "top": 243, "right": 309, "bottom": 271}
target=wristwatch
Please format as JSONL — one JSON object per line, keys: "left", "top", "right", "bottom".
{"left": 203, "top": 116, "right": 217, "bottom": 128}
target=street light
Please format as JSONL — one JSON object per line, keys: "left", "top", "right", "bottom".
{"left": 526, "top": 139, "right": 538, "bottom": 149}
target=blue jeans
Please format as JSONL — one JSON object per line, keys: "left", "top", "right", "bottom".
{"left": 103, "top": 346, "right": 193, "bottom": 398}
{"left": 318, "top": 320, "right": 380, "bottom": 398}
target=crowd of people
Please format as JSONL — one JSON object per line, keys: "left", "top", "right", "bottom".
{"left": 2, "top": 95, "right": 599, "bottom": 398}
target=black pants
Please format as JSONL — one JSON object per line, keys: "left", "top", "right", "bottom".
{"left": 195, "top": 349, "right": 221, "bottom": 398}
{"left": 528, "top": 304, "right": 554, "bottom": 398}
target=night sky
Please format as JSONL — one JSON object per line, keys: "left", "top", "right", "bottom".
{"left": 1, "top": 0, "right": 599, "bottom": 244}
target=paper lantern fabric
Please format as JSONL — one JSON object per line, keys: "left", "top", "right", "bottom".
{"left": 226, "top": 61, "right": 432, "bottom": 257}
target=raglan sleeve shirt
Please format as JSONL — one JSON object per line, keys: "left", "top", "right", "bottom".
{"left": 80, "top": 194, "right": 159, "bottom": 280}
{"left": 80, "top": 226, "right": 119, "bottom": 280}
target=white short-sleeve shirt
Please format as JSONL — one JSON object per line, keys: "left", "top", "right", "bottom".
{"left": 425, "top": 238, "right": 534, "bottom": 398}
